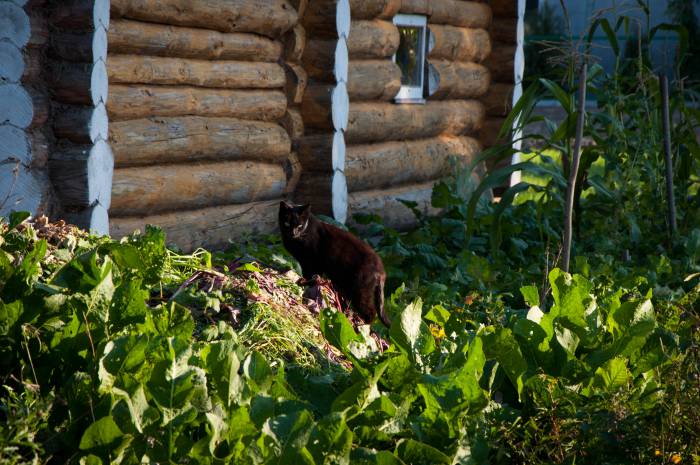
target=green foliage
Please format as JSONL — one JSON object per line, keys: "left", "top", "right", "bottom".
{"left": 1, "top": 214, "right": 698, "bottom": 464}
{"left": 1, "top": 6, "right": 699, "bottom": 459}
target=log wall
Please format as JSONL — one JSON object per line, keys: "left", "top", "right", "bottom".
{"left": 0, "top": 0, "right": 519, "bottom": 247}
{"left": 295, "top": 0, "right": 350, "bottom": 222}
{"left": 312, "top": 0, "right": 493, "bottom": 230}
{"left": 46, "top": 0, "right": 112, "bottom": 233}
{"left": 104, "top": 0, "right": 302, "bottom": 250}
{"left": 479, "top": 0, "right": 521, "bottom": 177}
{"left": 0, "top": 0, "right": 52, "bottom": 219}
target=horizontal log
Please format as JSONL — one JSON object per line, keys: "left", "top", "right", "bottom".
{"left": 107, "top": 55, "right": 285, "bottom": 89}
{"left": 300, "top": 85, "right": 333, "bottom": 130}
{"left": 400, "top": 0, "right": 491, "bottom": 29}
{"left": 345, "top": 100, "right": 485, "bottom": 144}
{"left": 110, "top": 199, "right": 281, "bottom": 251}
{"left": 334, "top": 36, "right": 349, "bottom": 82}
{"left": 0, "top": 124, "right": 30, "bottom": 166}
{"left": 306, "top": 82, "right": 349, "bottom": 132}
{"left": 280, "top": 108, "right": 304, "bottom": 144}
{"left": 481, "top": 82, "right": 514, "bottom": 116}
{"left": 348, "top": 20, "right": 399, "bottom": 58}
{"left": 111, "top": 161, "right": 287, "bottom": 216}
{"left": 491, "top": 16, "right": 517, "bottom": 43}
{"left": 350, "top": 0, "right": 401, "bottom": 19}
{"left": 29, "top": 89, "right": 49, "bottom": 129}
{"left": 431, "top": 61, "right": 490, "bottom": 100}
{"left": 490, "top": 0, "right": 517, "bottom": 18}
{"left": 47, "top": 60, "right": 108, "bottom": 106}
{"left": 46, "top": 26, "right": 99, "bottom": 64}
{"left": 53, "top": 103, "right": 109, "bottom": 144}
{"left": 49, "top": 140, "right": 114, "bottom": 209}
{"left": 0, "top": 3, "right": 30, "bottom": 48}
{"left": 109, "top": 116, "right": 291, "bottom": 167}
{"left": 27, "top": 12, "right": 49, "bottom": 49}
{"left": 49, "top": 31, "right": 95, "bottom": 62}
{"left": 29, "top": 129, "right": 49, "bottom": 169}
{"left": 108, "top": 19, "right": 282, "bottom": 62}
{"left": 348, "top": 60, "right": 401, "bottom": 101}
{"left": 51, "top": 0, "right": 110, "bottom": 30}
{"left": 22, "top": 48, "right": 41, "bottom": 83}
{"left": 110, "top": 0, "right": 297, "bottom": 39}
{"left": 301, "top": 63, "right": 400, "bottom": 126}
{"left": 296, "top": 132, "right": 345, "bottom": 172}
{"left": 348, "top": 181, "right": 438, "bottom": 230}
{"left": 303, "top": 0, "right": 350, "bottom": 39}
{"left": 0, "top": 86, "right": 47, "bottom": 130}
{"left": 293, "top": 170, "right": 347, "bottom": 220}
{"left": 483, "top": 44, "right": 516, "bottom": 82}
{"left": 0, "top": 162, "right": 50, "bottom": 216}
{"left": 480, "top": 117, "right": 509, "bottom": 148}
{"left": 284, "top": 24, "right": 306, "bottom": 63}
{"left": 429, "top": 25, "right": 491, "bottom": 63}
{"left": 0, "top": 84, "right": 33, "bottom": 129}
{"left": 302, "top": 39, "right": 334, "bottom": 81}
{"left": 0, "top": 40, "right": 24, "bottom": 82}
{"left": 1, "top": 126, "right": 50, "bottom": 169}
{"left": 108, "top": 85, "right": 287, "bottom": 121}
{"left": 333, "top": 168, "right": 348, "bottom": 222}
{"left": 345, "top": 136, "right": 481, "bottom": 192}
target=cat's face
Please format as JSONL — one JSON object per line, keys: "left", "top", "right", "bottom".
{"left": 279, "top": 201, "right": 311, "bottom": 239}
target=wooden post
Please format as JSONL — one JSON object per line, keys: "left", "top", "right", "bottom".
{"left": 562, "top": 64, "right": 587, "bottom": 273}
{"left": 660, "top": 73, "right": 677, "bottom": 237}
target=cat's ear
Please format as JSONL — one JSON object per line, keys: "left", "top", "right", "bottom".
{"left": 299, "top": 204, "right": 311, "bottom": 215}
{"left": 280, "top": 200, "right": 292, "bottom": 211}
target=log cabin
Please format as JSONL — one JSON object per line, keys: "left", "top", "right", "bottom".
{"left": 0, "top": 0, "right": 523, "bottom": 251}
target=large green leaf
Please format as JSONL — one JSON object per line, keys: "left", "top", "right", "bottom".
{"left": 592, "top": 357, "right": 630, "bottom": 390}
{"left": 389, "top": 299, "right": 435, "bottom": 367}
{"left": 331, "top": 360, "right": 390, "bottom": 417}
{"left": 146, "top": 337, "right": 209, "bottom": 428}
{"left": 395, "top": 439, "right": 450, "bottom": 465}
{"left": 2, "top": 239, "right": 46, "bottom": 300}
{"left": 259, "top": 410, "right": 315, "bottom": 464}
{"left": 547, "top": 269, "right": 595, "bottom": 333}
{"left": 307, "top": 412, "right": 353, "bottom": 465}
{"left": 109, "top": 279, "right": 148, "bottom": 330}
{"left": 79, "top": 416, "right": 124, "bottom": 451}
{"left": 481, "top": 328, "right": 527, "bottom": 397}
{"left": 202, "top": 339, "right": 242, "bottom": 407}
{"left": 320, "top": 308, "right": 367, "bottom": 364}
{"left": 243, "top": 351, "right": 273, "bottom": 392}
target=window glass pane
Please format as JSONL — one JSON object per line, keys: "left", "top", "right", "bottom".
{"left": 396, "top": 26, "right": 424, "bottom": 87}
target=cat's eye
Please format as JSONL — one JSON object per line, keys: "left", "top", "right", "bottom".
{"left": 284, "top": 222, "right": 290, "bottom": 227}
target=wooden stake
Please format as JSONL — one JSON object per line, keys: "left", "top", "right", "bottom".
{"left": 660, "top": 73, "right": 677, "bottom": 237}
{"left": 562, "top": 64, "right": 587, "bottom": 273}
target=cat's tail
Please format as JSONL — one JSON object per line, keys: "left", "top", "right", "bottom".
{"left": 376, "top": 274, "right": 390, "bottom": 327}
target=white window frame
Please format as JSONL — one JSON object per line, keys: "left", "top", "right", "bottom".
{"left": 392, "top": 14, "right": 427, "bottom": 104}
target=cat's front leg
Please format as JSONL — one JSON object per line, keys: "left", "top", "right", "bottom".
{"left": 297, "top": 263, "right": 321, "bottom": 284}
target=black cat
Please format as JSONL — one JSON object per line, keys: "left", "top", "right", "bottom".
{"left": 279, "top": 201, "right": 390, "bottom": 326}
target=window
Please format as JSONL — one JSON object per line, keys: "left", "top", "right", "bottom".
{"left": 392, "top": 14, "right": 427, "bottom": 103}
